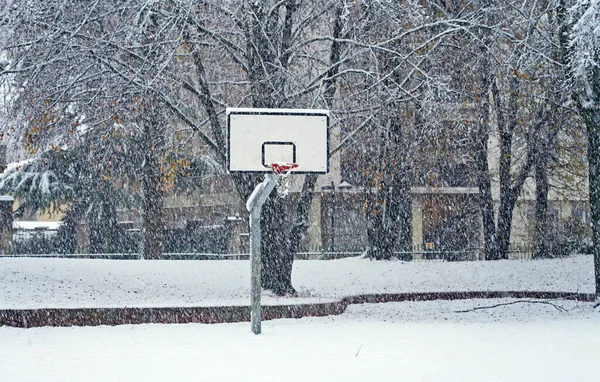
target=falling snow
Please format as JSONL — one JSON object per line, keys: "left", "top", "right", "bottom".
{"left": 1, "top": 1, "right": 600, "bottom": 381}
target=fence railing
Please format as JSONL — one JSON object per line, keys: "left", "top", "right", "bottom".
{"left": 1, "top": 252, "right": 249, "bottom": 260}
{"left": 4, "top": 243, "right": 587, "bottom": 261}
{"left": 10, "top": 225, "right": 230, "bottom": 256}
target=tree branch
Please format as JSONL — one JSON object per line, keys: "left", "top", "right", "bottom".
{"left": 453, "top": 300, "right": 569, "bottom": 313}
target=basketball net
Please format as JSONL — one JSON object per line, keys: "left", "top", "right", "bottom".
{"left": 270, "top": 162, "right": 298, "bottom": 197}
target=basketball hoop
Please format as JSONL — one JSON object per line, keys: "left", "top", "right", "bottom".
{"left": 270, "top": 162, "right": 299, "bottom": 175}
{"left": 269, "top": 162, "right": 298, "bottom": 198}
{"left": 226, "top": 108, "right": 329, "bottom": 335}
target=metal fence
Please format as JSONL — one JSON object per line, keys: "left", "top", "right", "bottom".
{"left": 297, "top": 242, "right": 589, "bottom": 261}
{"left": 6, "top": 230, "right": 588, "bottom": 261}
{"left": 1, "top": 252, "right": 249, "bottom": 260}
{"left": 10, "top": 225, "right": 229, "bottom": 256}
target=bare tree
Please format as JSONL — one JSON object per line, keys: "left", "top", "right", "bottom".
{"left": 0, "top": 0, "right": 369, "bottom": 291}
{"left": 566, "top": 0, "right": 600, "bottom": 298}
{"left": 331, "top": 0, "right": 486, "bottom": 260}
{"left": 467, "top": 0, "right": 575, "bottom": 260}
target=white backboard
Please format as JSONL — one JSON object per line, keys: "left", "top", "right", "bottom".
{"left": 227, "top": 108, "right": 329, "bottom": 174}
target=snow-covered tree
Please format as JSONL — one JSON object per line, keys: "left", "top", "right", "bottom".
{"left": 568, "top": 0, "right": 600, "bottom": 298}
{"left": 0, "top": 0, "right": 202, "bottom": 258}
{"left": 3, "top": 0, "right": 594, "bottom": 294}
{"left": 454, "top": 0, "right": 584, "bottom": 260}
{"left": 0, "top": 132, "right": 137, "bottom": 253}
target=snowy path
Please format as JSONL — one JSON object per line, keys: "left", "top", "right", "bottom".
{"left": 1, "top": 299, "right": 598, "bottom": 382}
{"left": 0, "top": 255, "right": 594, "bottom": 309}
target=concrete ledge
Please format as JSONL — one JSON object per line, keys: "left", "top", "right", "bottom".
{"left": 343, "top": 291, "right": 596, "bottom": 304}
{"left": 0, "top": 301, "right": 348, "bottom": 328}
{"left": 0, "top": 291, "right": 593, "bottom": 328}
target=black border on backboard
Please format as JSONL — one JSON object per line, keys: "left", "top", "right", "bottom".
{"left": 226, "top": 109, "right": 330, "bottom": 174}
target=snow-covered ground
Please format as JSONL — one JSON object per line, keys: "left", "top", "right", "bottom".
{"left": 1, "top": 255, "right": 598, "bottom": 381}
{"left": 1, "top": 299, "right": 598, "bottom": 382}
{"left": 0, "top": 255, "right": 594, "bottom": 309}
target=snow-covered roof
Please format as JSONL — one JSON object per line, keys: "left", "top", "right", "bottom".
{"left": 338, "top": 181, "right": 354, "bottom": 189}
{"left": 1, "top": 157, "right": 36, "bottom": 176}
{"left": 13, "top": 221, "right": 62, "bottom": 231}
{"left": 410, "top": 187, "right": 479, "bottom": 195}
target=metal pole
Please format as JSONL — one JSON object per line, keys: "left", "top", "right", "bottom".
{"left": 0, "top": 145, "right": 6, "bottom": 173}
{"left": 330, "top": 182, "right": 335, "bottom": 253}
{"left": 249, "top": 208, "right": 261, "bottom": 334}
{"left": 1, "top": 145, "right": 12, "bottom": 256}
{"left": 0, "top": 196, "right": 14, "bottom": 255}
{"left": 246, "top": 173, "right": 279, "bottom": 335}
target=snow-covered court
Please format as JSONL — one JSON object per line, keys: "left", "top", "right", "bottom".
{"left": 1, "top": 299, "right": 599, "bottom": 382}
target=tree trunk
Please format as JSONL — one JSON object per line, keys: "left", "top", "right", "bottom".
{"left": 578, "top": 37, "right": 600, "bottom": 300}
{"left": 495, "top": 195, "right": 515, "bottom": 260}
{"left": 581, "top": 106, "right": 600, "bottom": 299}
{"left": 494, "top": 76, "right": 516, "bottom": 260}
{"left": 397, "top": 191, "right": 412, "bottom": 254}
{"left": 533, "top": 118, "right": 551, "bottom": 259}
{"left": 491, "top": 75, "right": 534, "bottom": 260}
{"left": 288, "top": 174, "right": 318, "bottom": 258}
{"left": 494, "top": 153, "right": 533, "bottom": 261}
{"left": 139, "top": 103, "right": 165, "bottom": 260}
{"left": 260, "top": 190, "right": 295, "bottom": 294}
{"left": 533, "top": 158, "right": 550, "bottom": 258}
{"left": 140, "top": 161, "right": 164, "bottom": 260}
{"left": 475, "top": 53, "right": 497, "bottom": 260}
{"left": 365, "top": 176, "right": 412, "bottom": 260}
{"left": 88, "top": 196, "right": 119, "bottom": 254}
{"left": 555, "top": 0, "right": 600, "bottom": 300}
{"left": 0, "top": 196, "right": 13, "bottom": 256}
{"left": 365, "top": 116, "right": 412, "bottom": 260}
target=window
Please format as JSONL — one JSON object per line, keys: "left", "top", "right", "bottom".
{"left": 572, "top": 209, "right": 588, "bottom": 224}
